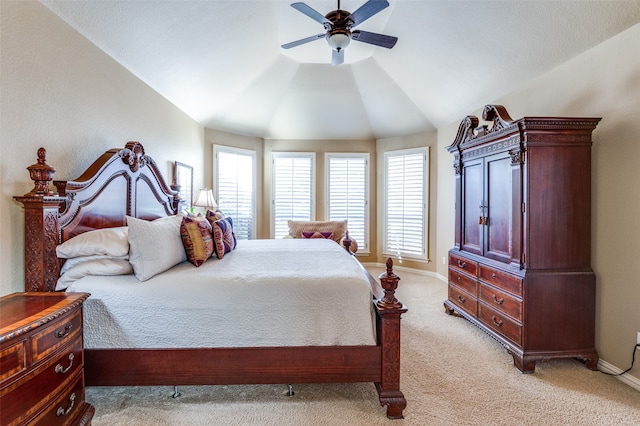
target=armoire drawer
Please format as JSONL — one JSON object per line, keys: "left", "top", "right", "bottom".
{"left": 478, "top": 303, "right": 522, "bottom": 346}
{"left": 449, "top": 253, "right": 478, "bottom": 277}
{"left": 448, "top": 268, "right": 477, "bottom": 296}
{"left": 479, "top": 283, "right": 522, "bottom": 322}
{"left": 448, "top": 285, "right": 477, "bottom": 317}
{"left": 478, "top": 266, "right": 522, "bottom": 296}
{"left": 30, "top": 370, "right": 86, "bottom": 426}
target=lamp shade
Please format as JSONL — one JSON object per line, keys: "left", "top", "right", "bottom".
{"left": 194, "top": 188, "right": 217, "bottom": 210}
{"left": 326, "top": 31, "right": 350, "bottom": 51}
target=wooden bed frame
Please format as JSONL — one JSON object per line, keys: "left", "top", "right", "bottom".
{"left": 14, "top": 142, "right": 408, "bottom": 419}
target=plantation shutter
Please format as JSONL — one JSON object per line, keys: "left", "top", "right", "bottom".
{"left": 215, "top": 146, "right": 256, "bottom": 240}
{"left": 327, "top": 154, "right": 368, "bottom": 252}
{"left": 272, "top": 153, "right": 315, "bottom": 239}
{"left": 384, "top": 148, "right": 428, "bottom": 259}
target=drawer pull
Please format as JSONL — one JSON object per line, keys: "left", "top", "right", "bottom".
{"left": 457, "top": 295, "right": 466, "bottom": 303}
{"left": 492, "top": 316, "right": 504, "bottom": 327}
{"left": 56, "top": 392, "right": 76, "bottom": 417}
{"left": 492, "top": 294, "right": 504, "bottom": 305}
{"left": 55, "top": 323, "right": 73, "bottom": 338}
{"left": 491, "top": 273, "right": 497, "bottom": 279}
{"left": 55, "top": 353, "right": 74, "bottom": 374}
{"left": 457, "top": 260, "right": 466, "bottom": 268}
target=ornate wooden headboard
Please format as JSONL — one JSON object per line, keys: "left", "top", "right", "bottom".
{"left": 14, "top": 142, "right": 179, "bottom": 292}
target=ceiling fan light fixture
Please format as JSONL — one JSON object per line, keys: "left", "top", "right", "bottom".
{"left": 326, "top": 31, "right": 351, "bottom": 52}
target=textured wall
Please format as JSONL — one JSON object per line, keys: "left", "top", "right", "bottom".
{"left": 0, "top": 1, "right": 204, "bottom": 295}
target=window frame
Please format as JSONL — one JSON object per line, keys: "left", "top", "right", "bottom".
{"left": 270, "top": 151, "right": 316, "bottom": 239}
{"left": 213, "top": 144, "right": 257, "bottom": 240}
{"left": 382, "top": 146, "right": 429, "bottom": 262}
{"left": 324, "top": 152, "right": 370, "bottom": 254}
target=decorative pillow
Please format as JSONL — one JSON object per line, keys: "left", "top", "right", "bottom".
{"left": 126, "top": 215, "right": 186, "bottom": 281}
{"left": 287, "top": 220, "right": 347, "bottom": 244}
{"left": 56, "top": 258, "right": 133, "bottom": 291}
{"left": 210, "top": 217, "right": 237, "bottom": 259}
{"left": 205, "top": 208, "right": 225, "bottom": 222}
{"left": 56, "top": 226, "right": 129, "bottom": 258}
{"left": 180, "top": 216, "right": 214, "bottom": 267}
{"left": 301, "top": 231, "right": 334, "bottom": 239}
{"left": 60, "top": 254, "right": 129, "bottom": 275}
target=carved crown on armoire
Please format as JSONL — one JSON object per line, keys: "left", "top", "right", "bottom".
{"left": 444, "top": 104, "right": 601, "bottom": 373}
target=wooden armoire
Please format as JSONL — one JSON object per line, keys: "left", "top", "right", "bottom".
{"left": 444, "top": 105, "right": 600, "bottom": 373}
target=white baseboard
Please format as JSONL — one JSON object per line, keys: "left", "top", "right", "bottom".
{"left": 598, "top": 359, "right": 640, "bottom": 391}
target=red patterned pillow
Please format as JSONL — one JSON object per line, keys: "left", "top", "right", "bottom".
{"left": 180, "top": 216, "right": 214, "bottom": 266}
{"left": 301, "top": 231, "right": 334, "bottom": 239}
{"left": 211, "top": 217, "right": 237, "bottom": 259}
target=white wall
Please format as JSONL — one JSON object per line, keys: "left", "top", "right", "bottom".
{"left": 436, "top": 23, "right": 640, "bottom": 380}
{"left": 0, "top": 1, "right": 204, "bottom": 295}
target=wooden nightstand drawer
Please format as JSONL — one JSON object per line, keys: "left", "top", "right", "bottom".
{"left": 479, "top": 283, "right": 522, "bottom": 322}
{"left": 449, "top": 253, "right": 478, "bottom": 276}
{"left": 31, "top": 308, "right": 83, "bottom": 364}
{"left": 478, "top": 303, "right": 522, "bottom": 346}
{"left": 1, "top": 336, "right": 83, "bottom": 425}
{"left": 478, "top": 266, "right": 522, "bottom": 297}
{"left": 31, "top": 370, "right": 87, "bottom": 426}
{"left": 0, "top": 340, "right": 27, "bottom": 382}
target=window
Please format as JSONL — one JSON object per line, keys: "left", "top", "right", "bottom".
{"left": 271, "top": 152, "right": 315, "bottom": 238}
{"left": 214, "top": 145, "right": 256, "bottom": 240}
{"left": 325, "top": 153, "right": 369, "bottom": 253}
{"left": 383, "top": 147, "right": 429, "bottom": 261}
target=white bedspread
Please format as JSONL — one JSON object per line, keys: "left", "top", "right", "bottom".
{"left": 68, "top": 239, "right": 377, "bottom": 348}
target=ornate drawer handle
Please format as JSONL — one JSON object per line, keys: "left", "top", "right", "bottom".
{"left": 492, "top": 316, "right": 504, "bottom": 327}
{"left": 56, "top": 392, "right": 76, "bottom": 417}
{"left": 492, "top": 295, "right": 504, "bottom": 305}
{"left": 55, "top": 353, "right": 74, "bottom": 374}
{"left": 491, "top": 273, "right": 497, "bottom": 279}
{"left": 457, "top": 260, "right": 466, "bottom": 268}
{"left": 457, "top": 295, "right": 466, "bottom": 303}
{"left": 55, "top": 324, "right": 72, "bottom": 338}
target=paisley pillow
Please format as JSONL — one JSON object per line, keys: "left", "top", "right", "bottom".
{"left": 301, "top": 231, "right": 334, "bottom": 239}
{"left": 180, "top": 216, "right": 214, "bottom": 266}
{"left": 211, "top": 217, "right": 237, "bottom": 259}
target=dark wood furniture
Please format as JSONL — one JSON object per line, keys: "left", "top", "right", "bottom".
{"left": 0, "top": 292, "right": 94, "bottom": 425}
{"left": 444, "top": 105, "right": 600, "bottom": 373}
{"left": 13, "top": 142, "right": 407, "bottom": 419}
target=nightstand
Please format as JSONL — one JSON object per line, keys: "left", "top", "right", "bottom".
{"left": 0, "top": 292, "right": 94, "bottom": 425}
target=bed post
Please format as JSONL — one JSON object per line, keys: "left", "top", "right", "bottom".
{"left": 13, "top": 148, "right": 66, "bottom": 292}
{"left": 375, "top": 258, "right": 407, "bottom": 419}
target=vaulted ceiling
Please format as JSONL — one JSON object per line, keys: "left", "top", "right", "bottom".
{"left": 41, "top": 0, "right": 640, "bottom": 140}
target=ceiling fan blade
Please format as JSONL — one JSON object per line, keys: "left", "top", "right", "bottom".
{"left": 281, "top": 33, "right": 326, "bottom": 49}
{"left": 351, "top": 30, "right": 397, "bottom": 48}
{"left": 332, "top": 49, "right": 344, "bottom": 66}
{"left": 349, "top": 0, "right": 390, "bottom": 27}
{"left": 291, "top": 2, "right": 332, "bottom": 27}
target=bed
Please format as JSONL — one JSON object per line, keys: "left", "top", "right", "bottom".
{"left": 13, "top": 142, "right": 407, "bottom": 419}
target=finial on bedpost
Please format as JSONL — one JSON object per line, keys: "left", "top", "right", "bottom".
{"left": 377, "top": 258, "right": 402, "bottom": 309}
{"left": 342, "top": 230, "right": 352, "bottom": 253}
{"left": 25, "top": 147, "right": 57, "bottom": 196}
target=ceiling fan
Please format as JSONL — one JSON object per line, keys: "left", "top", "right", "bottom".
{"left": 281, "top": 0, "right": 398, "bottom": 66}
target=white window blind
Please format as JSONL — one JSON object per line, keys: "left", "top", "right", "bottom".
{"left": 214, "top": 145, "right": 256, "bottom": 240}
{"left": 326, "top": 153, "right": 369, "bottom": 253}
{"left": 271, "top": 152, "right": 315, "bottom": 239}
{"left": 384, "top": 147, "right": 429, "bottom": 260}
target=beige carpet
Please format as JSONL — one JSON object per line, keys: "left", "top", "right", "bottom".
{"left": 87, "top": 266, "right": 640, "bottom": 425}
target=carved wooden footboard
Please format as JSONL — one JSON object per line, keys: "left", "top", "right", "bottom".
{"left": 14, "top": 143, "right": 407, "bottom": 419}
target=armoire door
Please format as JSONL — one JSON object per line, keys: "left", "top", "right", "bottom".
{"left": 484, "top": 152, "right": 513, "bottom": 264}
{"left": 461, "top": 158, "right": 484, "bottom": 255}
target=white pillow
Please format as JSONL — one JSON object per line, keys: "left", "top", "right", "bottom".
{"left": 60, "top": 254, "right": 129, "bottom": 275}
{"left": 126, "top": 215, "right": 186, "bottom": 281}
{"left": 56, "top": 226, "right": 129, "bottom": 258}
{"left": 56, "top": 258, "right": 133, "bottom": 291}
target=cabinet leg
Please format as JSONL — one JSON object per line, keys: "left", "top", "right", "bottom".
{"left": 444, "top": 301, "right": 455, "bottom": 315}
{"left": 577, "top": 351, "right": 600, "bottom": 371}
{"left": 510, "top": 352, "right": 536, "bottom": 374}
